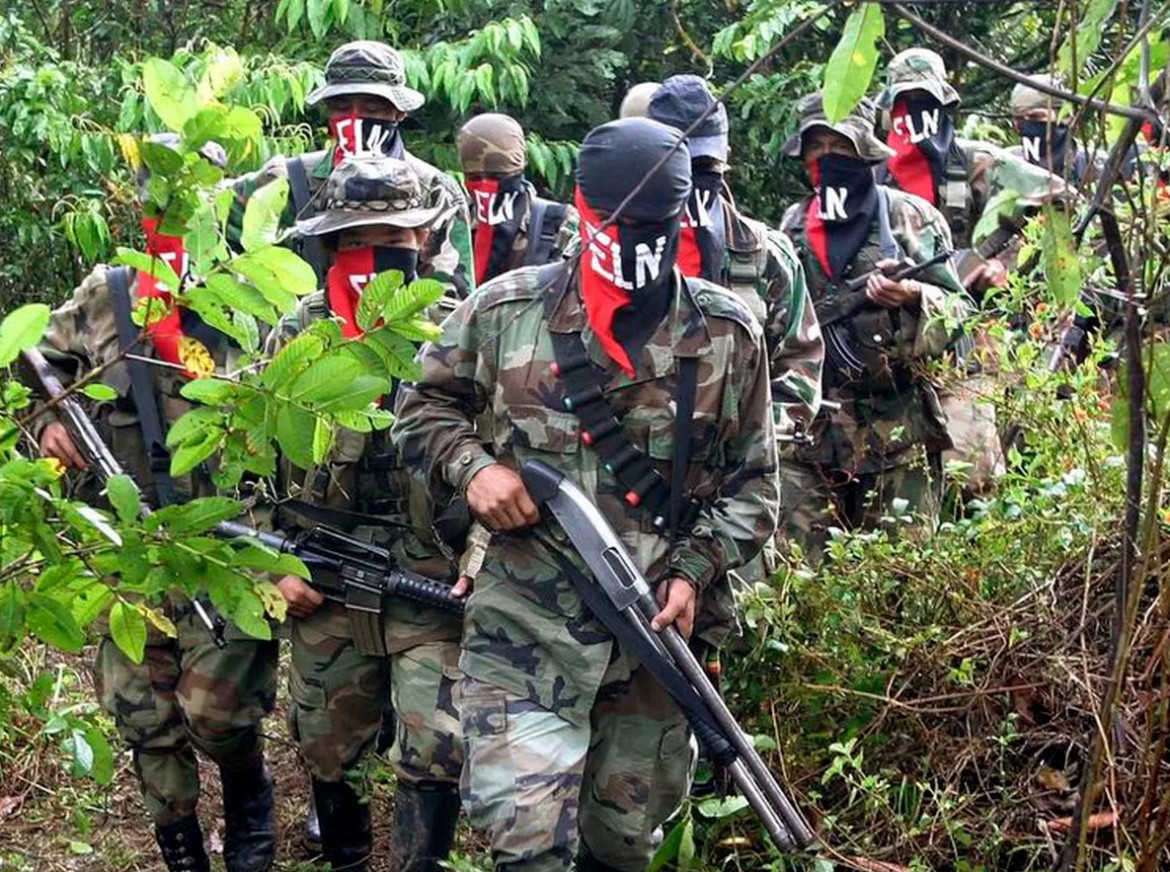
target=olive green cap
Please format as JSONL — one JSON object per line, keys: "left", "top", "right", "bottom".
{"left": 1010, "top": 74, "right": 1066, "bottom": 115}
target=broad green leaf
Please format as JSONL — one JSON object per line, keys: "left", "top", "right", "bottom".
{"left": 186, "top": 200, "right": 227, "bottom": 275}
{"left": 647, "top": 817, "right": 686, "bottom": 871}
{"left": 113, "top": 247, "right": 182, "bottom": 293}
{"left": 276, "top": 404, "right": 317, "bottom": 469}
{"left": 678, "top": 818, "right": 695, "bottom": 871}
{"left": 180, "top": 378, "right": 235, "bottom": 406}
{"left": 307, "top": 0, "right": 329, "bottom": 38}
{"left": 141, "top": 58, "right": 199, "bottom": 131}
{"left": 383, "top": 278, "right": 445, "bottom": 324}
{"left": 366, "top": 329, "right": 423, "bottom": 380}
{"left": 289, "top": 356, "right": 365, "bottom": 403}
{"left": 386, "top": 318, "right": 442, "bottom": 343}
{"left": 241, "top": 178, "right": 290, "bottom": 253}
{"left": 231, "top": 589, "right": 273, "bottom": 640}
{"left": 200, "top": 48, "right": 245, "bottom": 100}
{"left": 81, "top": 383, "right": 118, "bottom": 401}
{"left": 230, "top": 542, "right": 311, "bottom": 580}
{"left": 170, "top": 433, "right": 225, "bottom": 477}
{"left": 0, "top": 584, "right": 26, "bottom": 651}
{"left": 311, "top": 414, "right": 333, "bottom": 464}
{"left": 232, "top": 247, "right": 317, "bottom": 308}
{"left": 357, "top": 270, "right": 404, "bottom": 331}
{"left": 166, "top": 406, "right": 224, "bottom": 449}
{"left": 695, "top": 794, "right": 750, "bottom": 818}
{"left": 73, "top": 505, "right": 122, "bottom": 545}
{"left": 1146, "top": 342, "right": 1170, "bottom": 423}
{"left": 27, "top": 593, "right": 86, "bottom": 652}
{"left": 972, "top": 190, "right": 1022, "bottom": 247}
{"left": 106, "top": 473, "right": 141, "bottom": 523}
{"left": 72, "top": 581, "right": 114, "bottom": 628}
{"left": 262, "top": 333, "right": 326, "bottom": 391}
{"left": 167, "top": 497, "right": 243, "bottom": 534}
{"left": 183, "top": 104, "right": 233, "bottom": 148}
{"left": 109, "top": 600, "right": 147, "bottom": 664}
{"left": 333, "top": 407, "right": 394, "bottom": 432}
{"left": 1040, "top": 207, "right": 1081, "bottom": 309}
{"left": 0, "top": 303, "right": 51, "bottom": 367}
{"left": 68, "top": 732, "right": 95, "bottom": 777}
{"left": 204, "top": 274, "right": 279, "bottom": 324}
{"left": 822, "top": 3, "right": 884, "bottom": 123}
{"left": 1057, "top": 0, "right": 1119, "bottom": 78}
{"left": 84, "top": 726, "right": 114, "bottom": 785}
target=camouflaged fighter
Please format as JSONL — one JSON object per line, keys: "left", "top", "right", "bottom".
{"left": 392, "top": 117, "right": 779, "bottom": 872}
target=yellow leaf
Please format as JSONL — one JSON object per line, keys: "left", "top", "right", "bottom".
{"left": 118, "top": 134, "right": 141, "bottom": 171}
{"left": 140, "top": 605, "right": 177, "bottom": 638}
{"left": 254, "top": 581, "right": 288, "bottom": 622}
{"left": 179, "top": 337, "right": 215, "bottom": 378}
{"left": 41, "top": 458, "right": 66, "bottom": 479}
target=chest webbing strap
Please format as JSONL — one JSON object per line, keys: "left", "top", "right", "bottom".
{"left": 525, "top": 198, "right": 570, "bottom": 267}
{"left": 288, "top": 155, "right": 327, "bottom": 284}
{"left": 538, "top": 263, "right": 701, "bottom": 538}
{"left": 109, "top": 265, "right": 177, "bottom": 507}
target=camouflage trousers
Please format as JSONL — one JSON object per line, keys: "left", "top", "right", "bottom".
{"left": 288, "top": 599, "right": 462, "bottom": 786}
{"left": 939, "top": 374, "right": 1004, "bottom": 496}
{"left": 461, "top": 655, "right": 696, "bottom": 871}
{"left": 93, "top": 604, "right": 278, "bottom": 826}
{"left": 779, "top": 446, "right": 942, "bottom": 562}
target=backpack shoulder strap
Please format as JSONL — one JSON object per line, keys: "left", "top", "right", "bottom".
{"left": 108, "top": 266, "right": 176, "bottom": 506}
{"left": 525, "top": 198, "right": 570, "bottom": 267}
{"left": 287, "top": 155, "right": 327, "bottom": 284}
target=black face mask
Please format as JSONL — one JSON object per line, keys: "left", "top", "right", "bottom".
{"left": 813, "top": 153, "right": 880, "bottom": 279}
{"left": 610, "top": 212, "right": 682, "bottom": 356}
{"left": 1017, "top": 119, "right": 1071, "bottom": 174}
{"left": 679, "top": 167, "right": 727, "bottom": 282}
{"left": 889, "top": 93, "right": 955, "bottom": 185}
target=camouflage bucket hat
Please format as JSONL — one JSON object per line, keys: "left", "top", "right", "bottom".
{"left": 457, "top": 113, "right": 527, "bottom": 176}
{"left": 876, "top": 48, "right": 961, "bottom": 110}
{"left": 1011, "top": 74, "right": 1066, "bottom": 115}
{"left": 619, "top": 81, "right": 662, "bottom": 119}
{"left": 296, "top": 156, "right": 451, "bottom": 237}
{"left": 781, "top": 92, "right": 895, "bottom": 163}
{"left": 306, "top": 41, "right": 425, "bottom": 112}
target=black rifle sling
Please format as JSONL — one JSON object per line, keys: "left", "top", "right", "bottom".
{"left": 524, "top": 198, "right": 569, "bottom": 267}
{"left": 287, "top": 155, "right": 327, "bottom": 284}
{"left": 109, "top": 265, "right": 177, "bottom": 507}
{"left": 546, "top": 545, "right": 736, "bottom": 766}
{"left": 539, "top": 262, "right": 700, "bottom": 533}
{"left": 670, "top": 356, "right": 698, "bottom": 539}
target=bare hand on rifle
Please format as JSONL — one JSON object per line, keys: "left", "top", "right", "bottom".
{"left": 467, "top": 463, "right": 541, "bottom": 531}
{"left": 865, "top": 258, "right": 924, "bottom": 309}
{"left": 962, "top": 257, "right": 1008, "bottom": 293}
{"left": 39, "top": 421, "right": 88, "bottom": 470}
{"left": 652, "top": 577, "right": 696, "bottom": 638}
{"left": 277, "top": 575, "right": 325, "bottom": 618}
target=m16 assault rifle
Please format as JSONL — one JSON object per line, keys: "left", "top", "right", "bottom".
{"left": 23, "top": 347, "right": 463, "bottom": 649}
{"left": 520, "top": 460, "right": 817, "bottom": 853}
{"left": 813, "top": 250, "right": 951, "bottom": 330}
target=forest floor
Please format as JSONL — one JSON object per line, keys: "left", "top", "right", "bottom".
{"left": 0, "top": 644, "right": 481, "bottom": 872}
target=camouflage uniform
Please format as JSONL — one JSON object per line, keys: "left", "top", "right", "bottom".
{"left": 226, "top": 42, "right": 475, "bottom": 297}
{"left": 269, "top": 157, "right": 464, "bottom": 871}
{"left": 391, "top": 261, "right": 779, "bottom": 870}
{"left": 779, "top": 94, "right": 970, "bottom": 559}
{"left": 32, "top": 266, "right": 278, "bottom": 856}
{"left": 457, "top": 113, "right": 579, "bottom": 282}
{"left": 876, "top": 49, "right": 1069, "bottom": 495}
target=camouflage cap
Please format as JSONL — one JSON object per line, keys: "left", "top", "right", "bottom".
{"left": 296, "top": 156, "right": 451, "bottom": 237}
{"left": 619, "top": 81, "right": 662, "bottom": 118}
{"left": 1010, "top": 74, "right": 1065, "bottom": 116}
{"left": 306, "top": 41, "right": 425, "bottom": 112}
{"left": 781, "top": 92, "right": 895, "bottom": 163}
{"left": 456, "top": 113, "right": 527, "bottom": 176}
{"left": 876, "top": 48, "right": 961, "bottom": 110}
{"left": 647, "top": 74, "right": 730, "bottom": 163}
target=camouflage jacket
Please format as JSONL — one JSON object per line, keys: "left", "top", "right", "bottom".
{"left": 228, "top": 148, "right": 475, "bottom": 297}
{"left": 878, "top": 137, "right": 1068, "bottom": 251}
{"left": 470, "top": 181, "right": 579, "bottom": 281}
{"left": 266, "top": 292, "right": 460, "bottom": 650}
{"left": 714, "top": 195, "right": 823, "bottom": 435}
{"left": 391, "top": 265, "right": 779, "bottom": 717}
{"left": 781, "top": 187, "right": 970, "bottom": 475}
{"left": 31, "top": 265, "right": 245, "bottom": 504}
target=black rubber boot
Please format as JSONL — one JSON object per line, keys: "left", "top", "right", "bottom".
{"left": 576, "top": 840, "right": 627, "bottom": 872}
{"left": 155, "top": 815, "right": 211, "bottom": 872}
{"left": 390, "top": 782, "right": 461, "bottom": 872}
{"left": 312, "top": 777, "right": 372, "bottom": 872}
{"left": 302, "top": 787, "right": 323, "bottom": 855}
{"left": 220, "top": 762, "right": 275, "bottom": 872}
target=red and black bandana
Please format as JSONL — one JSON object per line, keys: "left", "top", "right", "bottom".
{"left": 677, "top": 169, "right": 726, "bottom": 283}
{"left": 805, "top": 154, "right": 879, "bottom": 279}
{"left": 138, "top": 217, "right": 191, "bottom": 372}
{"left": 328, "top": 113, "right": 405, "bottom": 166}
{"left": 885, "top": 94, "right": 954, "bottom": 205}
{"left": 466, "top": 174, "right": 528, "bottom": 285}
{"left": 575, "top": 188, "right": 679, "bottom": 377}
{"left": 327, "top": 246, "right": 420, "bottom": 338}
